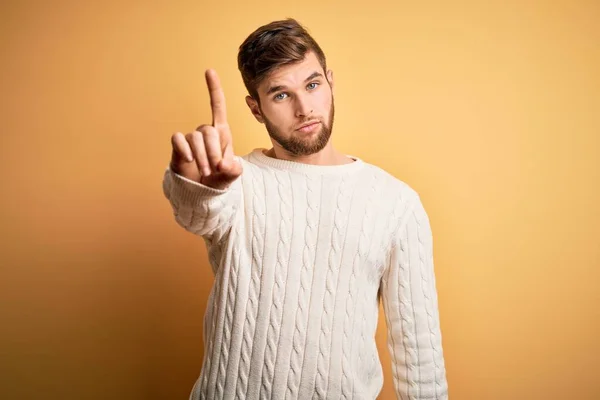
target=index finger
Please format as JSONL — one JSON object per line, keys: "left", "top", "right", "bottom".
{"left": 205, "top": 69, "right": 227, "bottom": 127}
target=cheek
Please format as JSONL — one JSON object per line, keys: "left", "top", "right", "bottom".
{"left": 265, "top": 105, "right": 293, "bottom": 128}
{"left": 317, "top": 90, "right": 332, "bottom": 113}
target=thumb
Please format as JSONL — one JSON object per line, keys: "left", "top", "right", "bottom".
{"left": 218, "top": 155, "right": 243, "bottom": 177}
{"left": 217, "top": 143, "right": 242, "bottom": 176}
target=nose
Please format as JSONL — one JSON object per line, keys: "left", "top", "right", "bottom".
{"left": 294, "top": 93, "right": 313, "bottom": 118}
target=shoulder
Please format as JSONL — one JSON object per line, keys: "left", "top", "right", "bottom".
{"left": 357, "top": 161, "right": 431, "bottom": 237}
{"left": 359, "top": 160, "right": 421, "bottom": 206}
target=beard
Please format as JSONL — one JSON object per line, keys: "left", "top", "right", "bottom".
{"left": 262, "top": 99, "right": 335, "bottom": 157}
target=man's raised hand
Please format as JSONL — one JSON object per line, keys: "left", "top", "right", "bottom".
{"left": 170, "top": 69, "right": 242, "bottom": 190}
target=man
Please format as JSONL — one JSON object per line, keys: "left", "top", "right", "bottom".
{"left": 163, "top": 18, "right": 448, "bottom": 400}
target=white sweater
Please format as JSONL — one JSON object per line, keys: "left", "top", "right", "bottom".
{"left": 162, "top": 148, "right": 448, "bottom": 400}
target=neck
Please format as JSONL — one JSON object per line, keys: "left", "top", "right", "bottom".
{"left": 265, "top": 142, "right": 353, "bottom": 166}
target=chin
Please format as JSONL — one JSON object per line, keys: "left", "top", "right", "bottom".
{"left": 266, "top": 119, "right": 332, "bottom": 156}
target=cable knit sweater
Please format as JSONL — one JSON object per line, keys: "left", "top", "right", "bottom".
{"left": 162, "top": 148, "right": 448, "bottom": 400}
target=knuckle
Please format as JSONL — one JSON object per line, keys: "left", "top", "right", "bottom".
{"left": 173, "top": 132, "right": 186, "bottom": 144}
{"left": 189, "top": 131, "right": 204, "bottom": 143}
{"left": 201, "top": 126, "right": 218, "bottom": 137}
{"left": 195, "top": 125, "right": 219, "bottom": 140}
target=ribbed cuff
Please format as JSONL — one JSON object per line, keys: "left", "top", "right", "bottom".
{"left": 164, "top": 166, "right": 231, "bottom": 206}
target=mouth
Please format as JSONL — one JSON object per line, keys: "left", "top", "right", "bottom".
{"left": 296, "top": 121, "right": 321, "bottom": 133}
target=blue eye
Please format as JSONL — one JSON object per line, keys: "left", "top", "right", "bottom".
{"left": 307, "top": 82, "right": 319, "bottom": 90}
{"left": 274, "top": 93, "right": 288, "bottom": 101}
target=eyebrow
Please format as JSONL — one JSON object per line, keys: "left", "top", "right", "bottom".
{"left": 265, "top": 71, "right": 324, "bottom": 95}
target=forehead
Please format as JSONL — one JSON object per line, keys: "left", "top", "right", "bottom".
{"left": 259, "top": 51, "right": 324, "bottom": 92}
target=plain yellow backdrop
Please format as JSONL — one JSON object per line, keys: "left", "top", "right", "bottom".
{"left": 1, "top": 0, "right": 599, "bottom": 399}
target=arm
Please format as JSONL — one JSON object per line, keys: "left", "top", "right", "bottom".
{"left": 381, "top": 195, "right": 448, "bottom": 399}
{"left": 162, "top": 163, "right": 242, "bottom": 243}
{"left": 163, "top": 69, "right": 243, "bottom": 243}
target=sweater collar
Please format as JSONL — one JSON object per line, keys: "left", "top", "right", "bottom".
{"left": 250, "top": 148, "right": 365, "bottom": 175}
{"left": 248, "top": 148, "right": 365, "bottom": 175}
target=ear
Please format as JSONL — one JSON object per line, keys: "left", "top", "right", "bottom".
{"left": 245, "top": 95, "right": 264, "bottom": 123}
{"left": 326, "top": 69, "right": 334, "bottom": 93}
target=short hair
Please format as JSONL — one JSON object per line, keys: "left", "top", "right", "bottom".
{"left": 237, "top": 18, "right": 327, "bottom": 102}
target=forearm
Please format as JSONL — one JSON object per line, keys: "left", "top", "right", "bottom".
{"left": 162, "top": 166, "right": 242, "bottom": 241}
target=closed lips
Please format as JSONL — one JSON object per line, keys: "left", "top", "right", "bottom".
{"left": 297, "top": 121, "right": 319, "bottom": 130}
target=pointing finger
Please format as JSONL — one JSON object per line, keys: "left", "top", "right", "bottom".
{"left": 205, "top": 69, "right": 228, "bottom": 127}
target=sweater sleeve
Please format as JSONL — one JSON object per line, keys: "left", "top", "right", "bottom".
{"left": 162, "top": 164, "right": 242, "bottom": 243}
{"left": 381, "top": 195, "right": 448, "bottom": 399}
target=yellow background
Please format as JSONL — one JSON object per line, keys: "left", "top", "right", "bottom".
{"left": 1, "top": 0, "right": 599, "bottom": 399}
